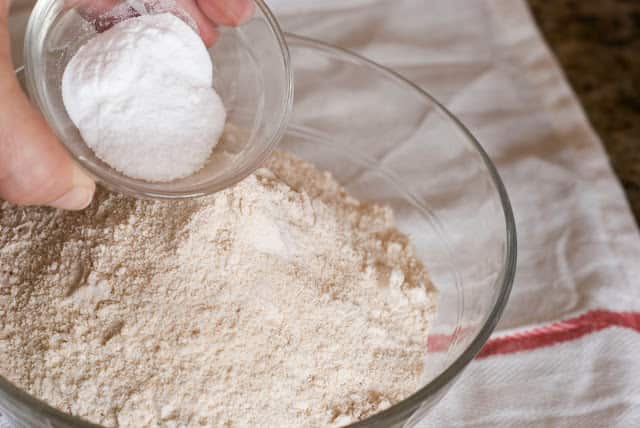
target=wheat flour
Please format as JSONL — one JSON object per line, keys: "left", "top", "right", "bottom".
{"left": 0, "top": 151, "right": 437, "bottom": 428}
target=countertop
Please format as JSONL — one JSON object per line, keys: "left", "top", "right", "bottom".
{"left": 527, "top": 0, "right": 640, "bottom": 225}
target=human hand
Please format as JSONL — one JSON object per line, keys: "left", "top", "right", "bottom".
{"left": 0, "top": 0, "right": 252, "bottom": 210}
{"left": 70, "top": 0, "right": 254, "bottom": 46}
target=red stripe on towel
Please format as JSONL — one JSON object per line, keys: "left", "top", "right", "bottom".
{"left": 426, "top": 310, "right": 640, "bottom": 358}
{"left": 476, "top": 310, "right": 640, "bottom": 358}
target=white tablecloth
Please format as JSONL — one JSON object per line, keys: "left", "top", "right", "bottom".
{"left": 5, "top": 0, "right": 640, "bottom": 427}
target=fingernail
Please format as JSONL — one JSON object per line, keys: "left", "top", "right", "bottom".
{"left": 49, "top": 187, "right": 94, "bottom": 210}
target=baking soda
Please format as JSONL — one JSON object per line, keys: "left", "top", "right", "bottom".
{"left": 62, "top": 13, "right": 226, "bottom": 182}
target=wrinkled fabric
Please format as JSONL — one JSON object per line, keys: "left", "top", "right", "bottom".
{"left": 270, "top": 1, "right": 640, "bottom": 426}
{"left": 5, "top": 0, "right": 640, "bottom": 427}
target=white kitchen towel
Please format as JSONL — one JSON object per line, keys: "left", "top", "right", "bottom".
{"left": 267, "top": 0, "right": 640, "bottom": 426}
{"left": 271, "top": 0, "right": 640, "bottom": 322}
{"left": 6, "top": 0, "right": 640, "bottom": 427}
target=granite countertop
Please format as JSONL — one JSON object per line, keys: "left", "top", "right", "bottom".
{"left": 527, "top": 0, "right": 640, "bottom": 225}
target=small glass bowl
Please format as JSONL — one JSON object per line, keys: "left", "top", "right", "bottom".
{"left": 23, "top": 0, "right": 293, "bottom": 199}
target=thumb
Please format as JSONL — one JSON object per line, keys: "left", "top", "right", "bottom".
{"left": 0, "top": 4, "right": 95, "bottom": 210}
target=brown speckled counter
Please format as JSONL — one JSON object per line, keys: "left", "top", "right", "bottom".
{"left": 527, "top": 0, "right": 640, "bottom": 224}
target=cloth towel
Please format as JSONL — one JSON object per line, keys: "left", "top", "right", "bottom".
{"left": 270, "top": 1, "right": 640, "bottom": 426}
{"left": 5, "top": 0, "right": 640, "bottom": 427}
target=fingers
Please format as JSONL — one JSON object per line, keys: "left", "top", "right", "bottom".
{"left": 196, "top": 0, "right": 254, "bottom": 26}
{"left": 0, "top": 6, "right": 95, "bottom": 210}
{"left": 175, "top": 0, "right": 220, "bottom": 46}
{"left": 68, "top": 0, "right": 220, "bottom": 46}
{"left": 94, "top": 6, "right": 140, "bottom": 33}
{"left": 65, "top": 0, "right": 120, "bottom": 20}
{"left": 66, "top": 0, "right": 140, "bottom": 33}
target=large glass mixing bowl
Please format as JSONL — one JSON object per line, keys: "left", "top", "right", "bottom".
{"left": 0, "top": 31, "right": 516, "bottom": 428}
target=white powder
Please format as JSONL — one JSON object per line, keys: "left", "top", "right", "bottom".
{"left": 62, "top": 13, "right": 226, "bottom": 182}
{"left": 0, "top": 151, "right": 437, "bottom": 427}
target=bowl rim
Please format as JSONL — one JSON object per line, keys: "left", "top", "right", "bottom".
{"left": 22, "top": 0, "right": 294, "bottom": 200}
{"left": 1, "top": 33, "right": 516, "bottom": 428}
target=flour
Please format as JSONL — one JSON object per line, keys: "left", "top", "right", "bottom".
{"left": 0, "top": 151, "right": 437, "bottom": 428}
{"left": 62, "top": 13, "right": 226, "bottom": 182}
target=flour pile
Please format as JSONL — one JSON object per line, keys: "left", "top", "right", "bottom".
{"left": 62, "top": 13, "right": 226, "bottom": 182}
{"left": 0, "top": 152, "right": 437, "bottom": 427}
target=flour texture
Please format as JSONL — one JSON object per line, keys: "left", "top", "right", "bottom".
{"left": 61, "top": 13, "right": 226, "bottom": 182}
{"left": 0, "top": 152, "right": 437, "bottom": 428}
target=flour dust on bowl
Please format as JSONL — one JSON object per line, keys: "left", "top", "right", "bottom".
{"left": 0, "top": 24, "right": 515, "bottom": 428}
{"left": 23, "top": 0, "right": 293, "bottom": 198}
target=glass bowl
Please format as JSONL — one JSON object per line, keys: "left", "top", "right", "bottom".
{"left": 1, "top": 30, "right": 516, "bottom": 428}
{"left": 22, "top": 0, "right": 293, "bottom": 198}
{"left": 282, "top": 35, "right": 516, "bottom": 427}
